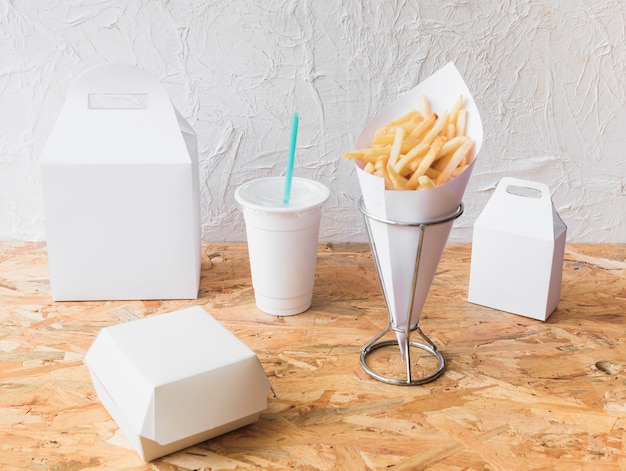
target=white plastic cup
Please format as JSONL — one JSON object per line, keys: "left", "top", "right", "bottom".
{"left": 235, "top": 177, "right": 330, "bottom": 316}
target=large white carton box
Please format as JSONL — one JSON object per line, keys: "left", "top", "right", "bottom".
{"left": 85, "top": 306, "right": 272, "bottom": 461}
{"left": 468, "top": 177, "right": 567, "bottom": 321}
{"left": 41, "top": 64, "right": 200, "bottom": 301}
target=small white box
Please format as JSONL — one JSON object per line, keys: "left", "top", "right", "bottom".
{"left": 468, "top": 177, "right": 567, "bottom": 321}
{"left": 41, "top": 64, "right": 200, "bottom": 301}
{"left": 84, "top": 306, "right": 272, "bottom": 461}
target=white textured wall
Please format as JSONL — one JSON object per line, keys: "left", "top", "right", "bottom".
{"left": 1, "top": 0, "right": 624, "bottom": 243}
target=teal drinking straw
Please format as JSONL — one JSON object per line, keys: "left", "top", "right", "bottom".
{"left": 282, "top": 112, "right": 299, "bottom": 205}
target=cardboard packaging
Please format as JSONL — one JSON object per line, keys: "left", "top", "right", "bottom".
{"left": 40, "top": 64, "right": 200, "bottom": 301}
{"left": 468, "top": 177, "right": 567, "bottom": 321}
{"left": 354, "top": 62, "right": 483, "bottom": 355}
{"left": 85, "top": 306, "right": 272, "bottom": 461}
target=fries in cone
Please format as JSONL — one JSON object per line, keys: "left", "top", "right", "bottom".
{"left": 347, "top": 62, "right": 483, "bottom": 377}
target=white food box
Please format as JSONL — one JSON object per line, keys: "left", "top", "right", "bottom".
{"left": 468, "top": 177, "right": 567, "bottom": 321}
{"left": 85, "top": 306, "right": 272, "bottom": 461}
{"left": 40, "top": 64, "right": 200, "bottom": 301}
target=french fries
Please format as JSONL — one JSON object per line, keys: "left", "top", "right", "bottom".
{"left": 343, "top": 95, "right": 475, "bottom": 190}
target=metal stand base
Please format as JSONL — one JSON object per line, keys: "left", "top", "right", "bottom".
{"left": 360, "top": 323, "right": 445, "bottom": 386}
{"left": 358, "top": 198, "right": 463, "bottom": 386}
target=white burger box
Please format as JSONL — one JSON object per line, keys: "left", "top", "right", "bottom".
{"left": 468, "top": 177, "right": 567, "bottom": 321}
{"left": 40, "top": 64, "right": 200, "bottom": 301}
{"left": 85, "top": 306, "right": 272, "bottom": 461}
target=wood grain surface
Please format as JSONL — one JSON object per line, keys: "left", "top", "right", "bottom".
{"left": 0, "top": 242, "right": 625, "bottom": 470}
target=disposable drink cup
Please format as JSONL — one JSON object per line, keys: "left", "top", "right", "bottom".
{"left": 235, "top": 177, "right": 330, "bottom": 316}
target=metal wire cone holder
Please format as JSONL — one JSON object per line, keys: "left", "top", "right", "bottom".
{"left": 359, "top": 197, "right": 464, "bottom": 385}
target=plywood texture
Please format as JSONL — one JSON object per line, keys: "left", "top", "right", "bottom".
{"left": 0, "top": 242, "right": 625, "bottom": 470}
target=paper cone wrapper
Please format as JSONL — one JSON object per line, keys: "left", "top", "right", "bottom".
{"left": 355, "top": 63, "right": 483, "bottom": 356}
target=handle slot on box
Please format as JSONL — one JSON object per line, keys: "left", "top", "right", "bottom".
{"left": 88, "top": 93, "right": 149, "bottom": 110}
{"left": 505, "top": 185, "right": 542, "bottom": 199}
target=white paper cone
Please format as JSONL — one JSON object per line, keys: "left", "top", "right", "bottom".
{"left": 354, "top": 62, "right": 483, "bottom": 360}
{"left": 358, "top": 161, "right": 472, "bottom": 358}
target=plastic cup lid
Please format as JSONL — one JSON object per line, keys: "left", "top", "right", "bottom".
{"left": 235, "top": 177, "right": 329, "bottom": 212}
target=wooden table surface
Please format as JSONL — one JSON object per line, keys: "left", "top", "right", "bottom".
{"left": 0, "top": 242, "right": 625, "bottom": 470}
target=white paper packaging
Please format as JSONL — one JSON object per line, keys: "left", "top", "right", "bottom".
{"left": 85, "top": 306, "right": 272, "bottom": 461}
{"left": 355, "top": 62, "right": 484, "bottom": 353}
{"left": 40, "top": 64, "right": 201, "bottom": 301}
{"left": 468, "top": 177, "right": 567, "bottom": 321}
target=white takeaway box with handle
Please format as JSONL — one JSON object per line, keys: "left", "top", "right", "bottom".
{"left": 40, "top": 64, "right": 200, "bottom": 301}
{"left": 468, "top": 177, "right": 567, "bottom": 321}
